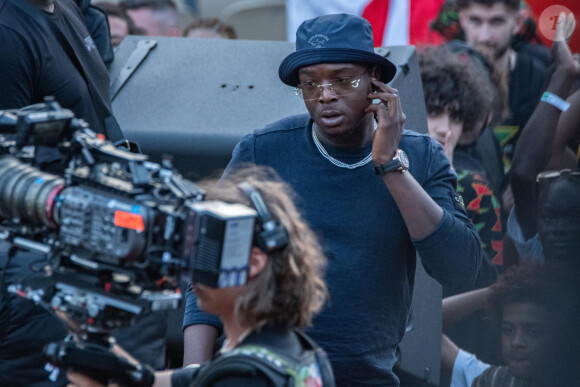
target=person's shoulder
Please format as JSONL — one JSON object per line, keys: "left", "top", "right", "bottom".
{"left": 0, "top": 0, "right": 46, "bottom": 47}
{"left": 253, "top": 114, "right": 310, "bottom": 137}
{"left": 54, "top": 0, "right": 85, "bottom": 23}
{"left": 55, "top": 0, "right": 80, "bottom": 10}
{"left": 514, "top": 43, "right": 551, "bottom": 84}
{"left": 401, "top": 128, "right": 430, "bottom": 140}
{"left": 0, "top": 0, "right": 31, "bottom": 30}
{"left": 400, "top": 129, "right": 441, "bottom": 155}
{"left": 235, "top": 114, "right": 309, "bottom": 154}
{"left": 0, "top": 0, "right": 8, "bottom": 16}
{"left": 514, "top": 42, "right": 550, "bottom": 68}
{"left": 0, "top": 0, "right": 16, "bottom": 18}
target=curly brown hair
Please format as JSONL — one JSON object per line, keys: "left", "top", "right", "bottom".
{"left": 420, "top": 45, "right": 495, "bottom": 144}
{"left": 199, "top": 164, "right": 327, "bottom": 331}
{"left": 486, "top": 263, "right": 579, "bottom": 334}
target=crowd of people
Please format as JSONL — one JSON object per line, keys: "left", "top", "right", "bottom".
{"left": 0, "top": 0, "right": 579, "bottom": 386}
{"left": 90, "top": 0, "right": 237, "bottom": 49}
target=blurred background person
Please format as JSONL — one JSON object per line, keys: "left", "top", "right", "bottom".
{"left": 509, "top": 12, "right": 579, "bottom": 264}
{"left": 420, "top": 44, "right": 504, "bottom": 369}
{"left": 74, "top": 0, "right": 114, "bottom": 67}
{"left": 456, "top": 0, "right": 550, "bottom": 181}
{"left": 121, "top": 0, "right": 181, "bottom": 37}
{"left": 95, "top": 1, "right": 139, "bottom": 48}
{"left": 420, "top": 44, "right": 503, "bottom": 271}
{"left": 183, "top": 17, "right": 236, "bottom": 39}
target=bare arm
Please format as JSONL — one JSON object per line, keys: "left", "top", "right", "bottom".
{"left": 183, "top": 324, "right": 219, "bottom": 366}
{"left": 551, "top": 89, "right": 580, "bottom": 167}
{"left": 511, "top": 13, "right": 579, "bottom": 239}
{"left": 442, "top": 287, "right": 490, "bottom": 331}
{"left": 441, "top": 334, "right": 461, "bottom": 382}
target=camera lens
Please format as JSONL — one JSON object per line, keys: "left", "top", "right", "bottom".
{"left": 0, "top": 156, "right": 64, "bottom": 228}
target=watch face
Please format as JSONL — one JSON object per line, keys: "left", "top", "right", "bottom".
{"left": 398, "top": 150, "right": 409, "bottom": 169}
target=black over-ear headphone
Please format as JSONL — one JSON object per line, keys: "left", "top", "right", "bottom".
{"left": 238, "top": 182, "right": 289, "bottom": 252}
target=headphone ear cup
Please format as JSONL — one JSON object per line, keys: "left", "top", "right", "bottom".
{"left": 238, "top": 182, "right": 289, "bottom": 252}
{"left": 256, "top": 224, "right": 289, "bottom": 252}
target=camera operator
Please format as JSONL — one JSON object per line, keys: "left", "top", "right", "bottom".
{"left": 67, "top": 165, "right": 334, "bottom": 387}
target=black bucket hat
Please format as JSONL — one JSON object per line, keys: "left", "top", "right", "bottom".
{"left": 279, "top": 13, "right": 397, "bottom": 87}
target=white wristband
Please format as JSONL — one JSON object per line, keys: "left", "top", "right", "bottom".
{"left": 541, "top": 91, "right": 570, "bottom": 112}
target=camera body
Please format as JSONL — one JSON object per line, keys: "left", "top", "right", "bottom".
{"left": 0, "top": 99, "right": 259, "bottom": 332}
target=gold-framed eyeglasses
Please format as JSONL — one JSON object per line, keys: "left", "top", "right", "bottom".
{"left": 295, "top": 69, "right": 369, "bottom": 101}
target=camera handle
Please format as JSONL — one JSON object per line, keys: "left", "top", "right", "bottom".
{"left": 43, "top": 332, "right": 155, "bottom": 387}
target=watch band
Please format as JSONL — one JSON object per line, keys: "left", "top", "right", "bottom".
{"left": 374, "top": 160, "right": 401, "bottom": 175}
{"left": 373, "top": 149, "right": 409, "bottom": 175}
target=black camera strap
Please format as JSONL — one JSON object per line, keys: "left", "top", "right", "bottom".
{"left": 7, "top": 0, "right": 125, "bottom": 143}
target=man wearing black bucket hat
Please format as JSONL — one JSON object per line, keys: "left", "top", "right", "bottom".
{"left": 184, "top": 14, "right": 482, "bottom": 386}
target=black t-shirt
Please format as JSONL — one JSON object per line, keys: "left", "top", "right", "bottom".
{"left": 0, "top": 0, "right": 111, "bottom": 135}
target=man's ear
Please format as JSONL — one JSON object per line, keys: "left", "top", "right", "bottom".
{"left": 458, "top": 9, "right": 468, "bottom": 29}
{"left": 513, "top": 9, "right": 525, "bottom": 36}
{"left": 248, "top": 247, "right": 268, "bottom": 279}
{"left": 371, "top": 65, "right": 381, "bottom": 80}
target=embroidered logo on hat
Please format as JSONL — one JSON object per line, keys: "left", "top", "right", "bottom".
{"left": 308, "top": 34, "right": 329, "bottom": 48}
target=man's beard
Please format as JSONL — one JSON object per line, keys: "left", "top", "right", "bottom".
{"left": 475, "top": 40, "right": 510, "bottom": 61}
{"left": 492, "top": 41, "right": 510, "bottom": 60}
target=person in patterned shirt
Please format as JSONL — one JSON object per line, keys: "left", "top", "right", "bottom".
{"left": 420, "top": 45, "right": 503, "bottom": 272}
{"left": 420, "top": 44, "right": 506, "bottom": 367}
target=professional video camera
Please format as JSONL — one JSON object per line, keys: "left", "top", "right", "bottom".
{"left": 0, "top": 98, "right": 260, "bottom": 386}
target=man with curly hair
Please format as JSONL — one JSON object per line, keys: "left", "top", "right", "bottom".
{"left": 420, "top": 44, "right": 503, "bottom": 271}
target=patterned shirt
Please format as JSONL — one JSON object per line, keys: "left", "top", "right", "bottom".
{"left": 456, "top": 169, "right": 503, "bottom": 265}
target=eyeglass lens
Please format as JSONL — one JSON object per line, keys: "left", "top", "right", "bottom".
{"left": 297, "top": 79, "right": 361, "bottom": 101}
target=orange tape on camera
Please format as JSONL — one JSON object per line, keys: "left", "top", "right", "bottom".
{"left": 114, "top": 211, "right": 145, "bottom": 232}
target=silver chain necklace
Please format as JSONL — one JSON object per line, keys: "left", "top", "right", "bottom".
{"left": 311, "top": 122, "right": 376, "bottom": 169}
